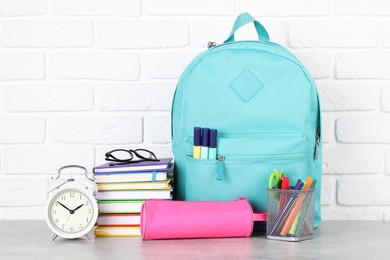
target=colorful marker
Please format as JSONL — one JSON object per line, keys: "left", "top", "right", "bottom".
{"left": 208, "top": 129, "right": 217, "bottom": 160}
{"left": 201, "top": 128, "right": 209, "bottom": 159}
{"left": 193, "top": 127, "right": 201, "bottom": 159}
{"left": 279, "top": 176, "right": 290, "bottom": 212}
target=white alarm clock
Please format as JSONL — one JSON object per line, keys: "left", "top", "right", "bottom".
{"left": 45, "top": 165, "right": 98, "bottom": 241}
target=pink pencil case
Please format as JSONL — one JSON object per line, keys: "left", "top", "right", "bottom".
{"left": 141, "top": 197, "right": 266, "bottom": 240}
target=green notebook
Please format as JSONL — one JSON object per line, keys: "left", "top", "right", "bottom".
{"left": 97, "top": 200, "right": 145, "bottom": 214}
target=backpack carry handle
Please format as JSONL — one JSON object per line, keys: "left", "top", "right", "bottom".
{"left": 224, "top": 12, "right": 270, "bottom": 43}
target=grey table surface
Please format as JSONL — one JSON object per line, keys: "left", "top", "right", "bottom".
{"left": 0, "top": 220, "right": 388, "bottom": 260}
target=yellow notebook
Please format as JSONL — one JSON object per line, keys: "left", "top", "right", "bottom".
{"left": 97, "top": 179, "right": 171, "bottom": 191}
{"left": 94, "top": 226, "right": 141, "bottom": 237}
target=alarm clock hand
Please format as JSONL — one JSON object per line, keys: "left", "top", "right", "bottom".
{"left": 72, "top": 204, "right": 84, "bottom": 213}
{"left": 57, "top": 201, "right": 72, "bottom": 213}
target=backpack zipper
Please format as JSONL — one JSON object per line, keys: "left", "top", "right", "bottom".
{"left": 314, "top": 128, "right": 321, "bottom": 160}
{"left": 214, "top": 153, "right": 306, "bottom": 181}
{"left": 207, "top": 41, "right": 217, "bottom": 49}
{"left": 216, "top": 156, "right": 225, "bottom": 180}
{"left": 206, "top": 39, "right": 282, "bottom": 50}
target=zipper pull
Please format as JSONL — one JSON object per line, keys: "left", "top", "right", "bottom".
{"left": 207, "top": 41, "right": 217, "bottom": 49}
{"left": 315, "top": 128, "right": 321, "bottom": 159}
{"left": 216, "top": 156, "right": 225, "bottom": 181}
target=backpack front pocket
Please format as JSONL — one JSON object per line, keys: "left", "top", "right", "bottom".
{"left": 184, "top": 132, "right": 308, "bottom": 212}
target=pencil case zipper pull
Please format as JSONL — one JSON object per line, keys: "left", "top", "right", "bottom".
{"left": 216, "top": 156, "right": 225, "bottom": 181}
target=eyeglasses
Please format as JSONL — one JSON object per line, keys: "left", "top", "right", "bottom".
{"left": 105, "top": 148, "right": 159, "bottom": 166}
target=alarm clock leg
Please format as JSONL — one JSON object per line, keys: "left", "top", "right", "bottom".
{"left": 85, "top": 234, "right": 91, "bottom": 240}
{"left": 52, "top": 234, "right": 58, "bottom": 241}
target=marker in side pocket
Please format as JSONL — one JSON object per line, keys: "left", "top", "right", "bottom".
{"left": 193, "top": 127, "right": 201, "bottom": 159}
{"left": 201, "top": 128, "right": 209, "bottom": 159}
{"left": 208, "top": 129, "right": 217, "bottom": 160}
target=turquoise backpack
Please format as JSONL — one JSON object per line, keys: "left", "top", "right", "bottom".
{"left": 171, "top": 13, "right": 322, "bottom": 227}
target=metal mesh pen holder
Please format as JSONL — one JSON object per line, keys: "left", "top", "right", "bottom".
{"left": 266, "top": 188, "right": 315, "bottom": 242}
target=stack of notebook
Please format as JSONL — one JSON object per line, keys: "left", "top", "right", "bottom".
{"left": 93, "top": 158, "right": 173, "bottom": 237}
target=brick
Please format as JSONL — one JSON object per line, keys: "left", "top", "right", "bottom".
{"left": 144, "top": 0, "right": 234, "bottom": 15}
{"left": 381, "top": 85, "right": 390, "bottom": 111}
{"left": 385, "top": 149, "right": 390, "bottom": 174}
{"left": 0, "top": 53, "right": 44, "bottom": 80}
{"left": 0, "top": 85, "right": 4, "bottom": 113}
{"left": 97, "top": 84, "right": 175, "bottom": 111}
{"left": 49, "top": 116, "right": 143, "bottom": 144}
{"left": 318, "top": 84, "right": 379, "bottom": 111}
{"left": 0, "top": 0, "right": 46, "bottom": 16}
{"left": 51, "top": 0, "right": 141, "bottom": 16}
{"left": 336, "top": 116, "right": 390, "bottom": 143}
{"left": 4, "top": 146, "right": 95, "bottom": 174}
{"left": 192, "top": 20, "right": 287, "bottom": 48}
{"left": 322, "top": 207, "right": 382, "bottom": 220}
{"left": 98, "top": 21, "right": 189, "bottom": 49}
{"left": 336, "top": 52, "right": 390, "bottom": 79}
{"left": 144, "top": 116, "right": 171, "bottom": 144}
{"left": 321, "top": 115, "right": 333, "bottom": 143}
{"left": 337, "top": 178, "right": 390, "bottom": 205}
{"left": 384, "top": 23, "right": 390, "bottom": 47}
{"left": 289, "top": 20, "right": 378, "bottom": 48}
{"left": 4, "top": 84, "right": 93, "bottom": 112}
{"left": 145, "top": 52, "right": 197, "bottom": 79}
{"left": 335, "top": 0, "right": 390, "bottom": 16}
{"left": 293, "top": 51, "right": 332, "bottom": 79}
{"left": 0, "top": 179, "right": 47, "bottom": 206}
{"left": 95, "top": 146, "right": 172, "bottom": 166}
{"left": 0, "top": 117, "right": 45, "bottom": 144}
{"left": 50, "top": 52, "right": 139, "bottom": 80}
{"left": 323, "top": 146, "right": 381, "bottom": 174}
{"left": 2, "top": 20, "right": 93, "bottom": 48}
{"left": 3, "top": 208, "right": 43, "bottom": 220}
{"left": 238, "top": 0, "right": 329, "bottom": 16}
{"left": 321, "top": 176, "right": 333, "bottom": 206}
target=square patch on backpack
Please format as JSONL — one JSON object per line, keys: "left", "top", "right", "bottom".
{"left": 229, "top": 69, "right": 264, "bottom": 102}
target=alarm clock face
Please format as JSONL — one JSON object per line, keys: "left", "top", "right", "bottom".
{"left": 46, "top": 188, "right": 98, "bottom": 239}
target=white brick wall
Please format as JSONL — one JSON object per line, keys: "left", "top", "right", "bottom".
{"left": 98, "top": 21, "right": 189, "bottom": 49}
{"left": 336, "top": 52, "right": 390, "bottom": 79}
{"left": 2, "top": 21, "right": 93, "bottom": 48}
{"left": 4, "top": 84, "right": 93, "bottom": 112}
{"left": 144, "top": 0, "right": 235, "bottom": 16}
{"left": 334, "top": 0, "right": 390, "bottom": 16}
{"left": 0, "top": 1, "right": 388, "bottom": 220}
{"left": 50, "top": 52, "right": 140, "bottom": 80}
{"left": 49, "top": 116, "right": 143, "bottom": 144}
{"left": 96, "top": 84, "right": 175, "bottom": 111}
{"left": 0, "top": 117, "right": 46, "bottom": 143}
{"left": 0, "top": 0, "right": 46, "bottom": 16}
{"left": 0, "top": 53, "right": 45, "bottom": 80}
{"left": 289, "top": 20, "right": 378, "bottom": 48}
{"left": 51, "top": 0, "right": 141, "bottom": 16}
{"left": 144, "top": 52, "right": 198, "bottom": 79}
{"left": 238, "top": 0, "right": 329, "bottom": 16}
